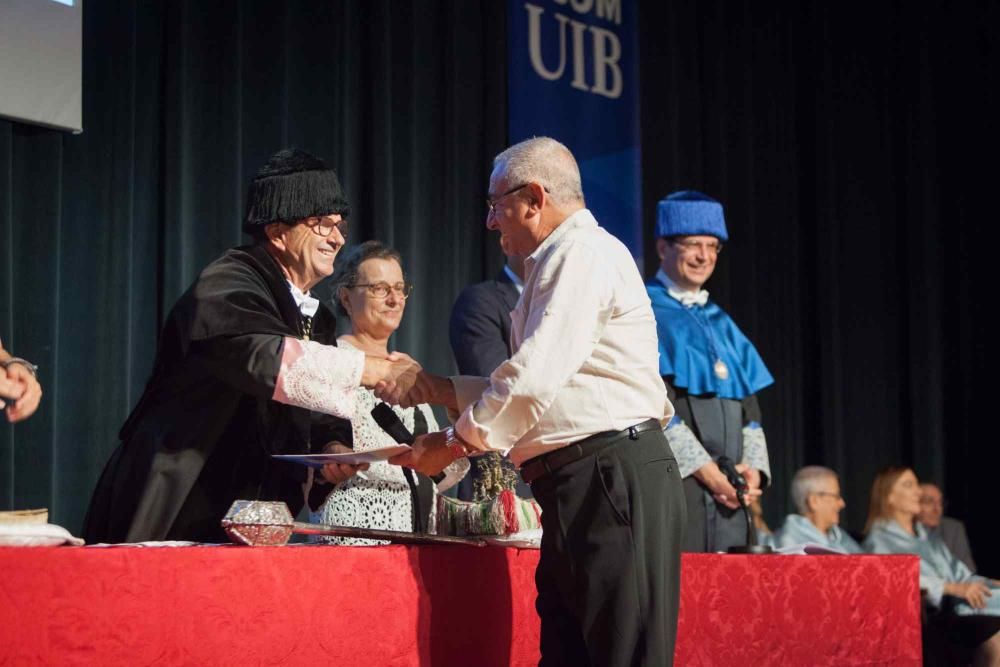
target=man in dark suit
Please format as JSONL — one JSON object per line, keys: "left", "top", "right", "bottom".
{"left": 919, "top": 482, "right": 977, "bottom": 572}
{"left": 448, "top": 256, "right": 532, "bottom": 499}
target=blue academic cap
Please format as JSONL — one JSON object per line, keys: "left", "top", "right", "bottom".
{"left": 656, "top": 190, "right": 728, "bottom": 241}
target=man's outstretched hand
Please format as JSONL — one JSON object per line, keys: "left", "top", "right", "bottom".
{"left": 389, "top": 431, "right": 455, "bottom": 477}
{"left": 375, "top": 370, "right": 457, "bottom": 411}
{"left": 362, "top": 351, "right": 421, "bottom": 397}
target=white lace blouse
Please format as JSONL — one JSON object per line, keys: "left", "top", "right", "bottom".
{"left": 311, "top": 341, "right": 469, "bottom": 545}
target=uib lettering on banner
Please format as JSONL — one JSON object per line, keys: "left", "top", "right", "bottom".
{"left": 524, "top": 1, "right": 624, "bottom": 99}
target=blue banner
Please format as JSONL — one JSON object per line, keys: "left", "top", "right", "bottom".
{"left": 507, "top": 0, "right": 642, "bottom": 258}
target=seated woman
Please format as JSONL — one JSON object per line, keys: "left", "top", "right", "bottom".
{"left": 771, "top": 466, "right": 862, "bottom": 553}
{"left": 863, "top": 466, "right": 1000, "bottom": 662}
{"left": 311, "top": 241, "right": 468, "bottom": 544}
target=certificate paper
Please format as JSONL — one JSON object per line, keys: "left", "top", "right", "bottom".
{"left": 273, "top": 445, "right": 411, "bottom": 468}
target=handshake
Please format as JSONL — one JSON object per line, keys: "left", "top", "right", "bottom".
{"left": 362, "top": 352, "right": 466, "bottom": 477}
{"left": 363, "top": 352, "right": 457, "bottom": 412}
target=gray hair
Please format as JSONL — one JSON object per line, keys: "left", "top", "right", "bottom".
{"left": 790, "top": 466, "right": 838, "bottom": 514}
{"left": 492, "top": 137, "right": 585, "bottom": 209}
{"left": 329, "top": 240, "right": 404, "bottom": 317}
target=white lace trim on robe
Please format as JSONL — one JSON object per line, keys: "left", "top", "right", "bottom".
{"left": 740, "top": 425, "right": 771, "bottom": 484}
{"left": 272, "top": 337, "right": 363, "bottom": 418}
{"left": 664, "top": 419, "right": 712, "bottom": 478}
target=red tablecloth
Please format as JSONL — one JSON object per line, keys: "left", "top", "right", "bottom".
{"left": 0, "top": 546, "right": 920, "bottom": 666}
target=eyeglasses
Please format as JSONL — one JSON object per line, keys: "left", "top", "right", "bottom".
{"left": 672, "top": 238, "right": 723, "bottom": 255}
{"left": 919, "top": 498, "right": 945, "bottom": 509}
{"left": 486, "top": 183, "right": 550, "bottom": 215}
{"left": 486, "top": 183, "right": 531, "bottom": 215}
{"left": 350, "top": 282, "right": 414, "bottom": 299}
{"left": 813, "top": 492, "right": 843, "bottom": 501}
{"left": 304, "top": 216, "right": 349, "bottom": 239}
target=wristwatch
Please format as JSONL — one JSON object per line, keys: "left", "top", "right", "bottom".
{"left": 444, "top": 427, "right": 471, "bottom": 461}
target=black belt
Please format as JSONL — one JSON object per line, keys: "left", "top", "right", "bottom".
{"left": 519, "top": 419, "right": 661, "bottom": 485}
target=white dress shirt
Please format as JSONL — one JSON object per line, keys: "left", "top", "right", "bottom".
{"left": 503, "top": 263, "right": 524, "bottom": 295}
{"left": 286, "top": 281, "right": 320, "bottom": 317}
{"left": 655, "top": 268, "right": 709, "bottom": 307}
{"left": 453, "top": 209, "right": 673, "bottom": 466}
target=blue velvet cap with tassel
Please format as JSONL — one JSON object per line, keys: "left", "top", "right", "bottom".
{"left": 244, "top": 148, "right": 350, "bottom": 232}
{"left": 656, "top": 190, "right": 729, "bottom": 241}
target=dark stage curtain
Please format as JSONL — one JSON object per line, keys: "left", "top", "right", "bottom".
{"left": 640, "top": 1, "right": 997, "bottom": 568}
{"left": 2, "top": 0, "right": 997, "bottom": 573}
{"left": 1, "top": 0, "right": 508, "bottom": 535}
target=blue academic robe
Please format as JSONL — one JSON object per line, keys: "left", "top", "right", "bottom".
{"left": 771, "top": 514, "right": 863, "bottom": 554}
{"left": 864, "top": 519, "right": 999, "bottom": 616}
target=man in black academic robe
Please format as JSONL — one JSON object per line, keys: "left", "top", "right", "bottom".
{"left": 84, "top": 149, "right": 418, "bottom": 543}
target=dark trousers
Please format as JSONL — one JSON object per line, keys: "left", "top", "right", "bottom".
{"left": 529, "top": 428, "right": 686, "bottom": 666}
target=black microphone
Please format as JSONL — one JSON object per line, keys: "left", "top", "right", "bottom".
{"left": 369, "top": 403, "right": 441, "bottom": 533}
{"left": 716, "top": 456, "right": 771, "bottom": 553}
{"left": 716, "top": 456, "right": 747, "bottom": 494}
{"left": 370, "top": 403, "right": 415, "bottom": 445}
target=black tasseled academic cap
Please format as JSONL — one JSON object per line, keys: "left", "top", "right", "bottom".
{"left": 243, "top": 148, "right": 351, "bottom": 231}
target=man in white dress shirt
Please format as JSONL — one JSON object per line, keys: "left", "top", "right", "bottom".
{"left": 384, "top": 137, "right": 686, "bottom": 666}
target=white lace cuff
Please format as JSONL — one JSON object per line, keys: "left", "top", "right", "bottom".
{"left": 740, "top": 425, "right": 771, "bottom": 485}
{"left": 664, "top": 421, "right": 712, "bottom": 478}
{"left": 272, "top": 337, "right": 363, "bottom": 418}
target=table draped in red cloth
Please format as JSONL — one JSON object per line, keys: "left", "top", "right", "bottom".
{"left": 0, "top": 547, "right": 920, "bottom": 666}
{"left": 676, "top": 553, "right": 922, "bottom": 666}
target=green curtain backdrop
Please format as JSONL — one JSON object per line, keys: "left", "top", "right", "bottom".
{"left": 2, "top": 0, "right": 997, "bottom": 572}
{"left": 1, "top": 0, "right": 508, "bottom": 535}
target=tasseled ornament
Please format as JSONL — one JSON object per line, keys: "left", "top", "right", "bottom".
{"left": 435, "top": 490, "right": 542, "bottom": 536}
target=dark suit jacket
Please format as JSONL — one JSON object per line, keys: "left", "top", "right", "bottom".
{"left": 936, "top": 516, "right": 977, "bottom": 573}
{"left": 449, "top": 269, "right": 519, "bottom": 376}
{"left": 448, "top": 269, "right": 532, "bottom": 499}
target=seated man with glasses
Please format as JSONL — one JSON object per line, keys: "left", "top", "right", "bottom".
{"left": 771, "top": 466, "right": 863, "bottom": 553}
{"left": 648, "top": 190, "right": 775, "bottom": 552}
{"left": 84, "top": 149, "right": 421, "bottom": 543}
{"left": 919, "top": 482, "right": 978, "bottom": 572}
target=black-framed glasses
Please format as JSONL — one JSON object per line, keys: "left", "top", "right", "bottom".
{"left": 486, "top": 183, "right": 550, "bottom": 215}
{"left": 303, "top": 215, "right": 349, "bottom": 238}
{"left": 672, "top": 238, "right": 723, "bottom": 255}
{"left": 350, "top": 282, "right": 414, "bottom": 299}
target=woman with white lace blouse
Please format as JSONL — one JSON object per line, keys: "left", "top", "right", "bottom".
{"left": 311, "top": 241, "right": 468, "bottom": 545}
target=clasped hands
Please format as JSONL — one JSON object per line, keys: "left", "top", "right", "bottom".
{"left": 695, "top": 460, "right": 762, "bottom": 510}
{"left": 373, "top": 364, "right": 453, "bottom": 413}
{"left": 0, "top": 361, "right": 42, "bottom": 423}
{"left": 947, "top": 580, "right": 1000, "bottom": 609}
{"left": 362, "top": 353, "right": 461, "bottom": 477}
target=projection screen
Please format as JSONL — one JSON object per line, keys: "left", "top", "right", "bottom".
{"left": 0, "top": 0, "right": 83, "bottom": 133}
